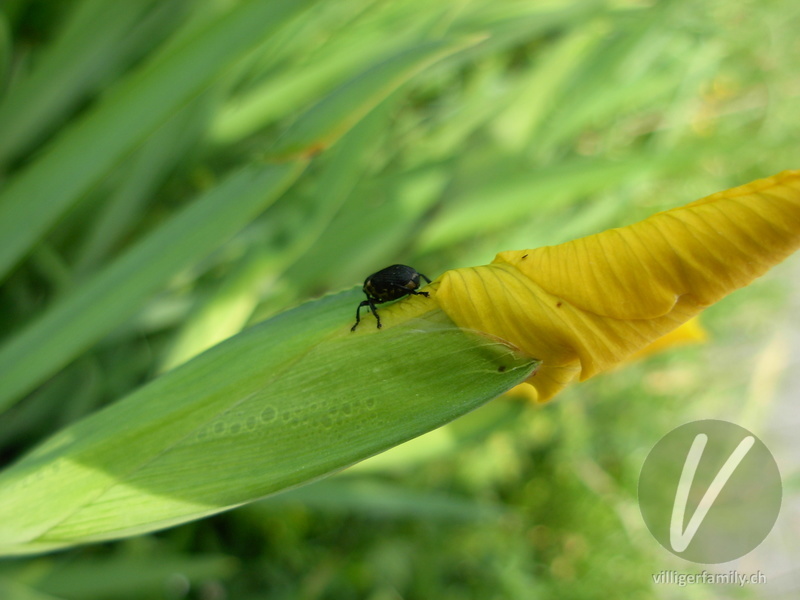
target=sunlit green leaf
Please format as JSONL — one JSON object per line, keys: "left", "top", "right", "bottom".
{"left": 0, "top": 288, "right": 537, "bottom": 555}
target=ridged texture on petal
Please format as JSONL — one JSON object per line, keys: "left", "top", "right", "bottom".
{"left": 436, "top": 171, "right": 800, "bottom": 402}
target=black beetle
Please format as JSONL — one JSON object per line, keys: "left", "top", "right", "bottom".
{"left": 351, "top": 264, "right": 431, "bottom": 331}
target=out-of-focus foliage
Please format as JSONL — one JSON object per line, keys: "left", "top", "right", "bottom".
{"left": 0, "top": 0, "right": 798, "bottom": 597}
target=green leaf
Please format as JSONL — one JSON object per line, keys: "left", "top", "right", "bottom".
{"left": 0, "top": 13, "right": 9, "bottom": 94}
{"left": 266, "top": 36, "right": 484, "bottom": 159}
{"left": 417, "top": 156, "right": 661, "bottom": 252}
{"left": 0, "top": 0, "right": 153, "bottom": 166}
{"left": 0, "top": 161, "right": 307, "bottom": 414}
{"left": 210, "top": 28, "right": 402, "bottom": 146}
{"left": 7, "top": 553, "right": 236, "bottom": 600}
{"left": 0, "top": 578, "right": 60, "bottom": 600}
{"left": 0, "top": 289, "right": 537, "bottom": 555}
{"left": 261, "top": 478, "right": 506, "bottom": 521}
{"left": 0, "top": 0, "right": 313, "bottom": 281}
{"left": 72, "top": 96, "right": 214, "bottom": 276}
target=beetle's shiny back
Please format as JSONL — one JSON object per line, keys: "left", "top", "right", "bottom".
{"left": 363, "top": 264, "right": 421, "bottom": 302}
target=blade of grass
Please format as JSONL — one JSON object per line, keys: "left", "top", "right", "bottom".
{"left": 0, "top": 13, "right": 9, "bottom": 95}
{"left": 0, "top": 289, "right": 537, "bottom": 555}
{"left": 0, "top": 0, "right": 313, "bottom": 281}
{"left": 16, "top": 553, "right": 236, "bottom": 600}
{"left": 210, "top": 29, "right": 403, "bottom": 145}
{"left": 0, "top": 0, "right": 154, "bottom": 166}
{"left": 211, "top": 0, "right": 500, "bottom": 146}
{"left": 417, "top": 157, "right": 657, "bottom": 253}
{"left": 73, "top": 95, "right": 214, "bottom": 276}
{"left": 0, "top": 160, "right": 307, "bottom": 414}
{"left": 491, "top": 25, "right": 606, "bottom": 152}
{"left": 262, "top": 478, "right": 506, "bottom": 521}
{"left": 532, "top": 2, "right": 685, "bottom": 155}
{"left": 266, "top": 36, "right": 483, "bottom": 159}
{"left": 0, "top": 578, "right": 60, "bottom": 600}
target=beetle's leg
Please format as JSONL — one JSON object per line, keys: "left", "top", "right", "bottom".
{"left": 369, "top": 298, "right": 382, "bottom": 328}
{"left": 351, "top": 300, "right": 371, "bottom": 332}
{"left": 416, "top": 273, "right": 431, "bottom": 296}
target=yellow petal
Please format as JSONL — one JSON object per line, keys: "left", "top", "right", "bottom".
{"left": 504, "top": 318, "right": 707, "bottom": 403}
{"left": 436, "top": 171, "right": 800, "bottom": 402}
{"left": 628, "top": 316, "right": 708, "bottom": 361}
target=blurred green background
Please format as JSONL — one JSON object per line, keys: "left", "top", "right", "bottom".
{"left": 1, "top": 0, "right": 799, "bottom": 598}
